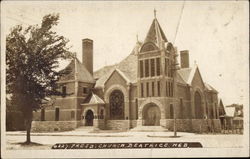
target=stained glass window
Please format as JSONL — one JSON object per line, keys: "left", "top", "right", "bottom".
{"left": 109, "top": 90, "right": 124, "bottom": 119}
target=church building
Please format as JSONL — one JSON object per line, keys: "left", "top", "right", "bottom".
{"left": 32, "top": 13, "right": 221, "bottom": 133}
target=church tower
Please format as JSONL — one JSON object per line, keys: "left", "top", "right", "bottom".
{"left": 137, "top": 10, "right": 177, "bottom": 126}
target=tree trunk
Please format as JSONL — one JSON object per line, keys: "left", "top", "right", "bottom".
{"left": 25, "top": 118, "right": 32, "bottom": 144}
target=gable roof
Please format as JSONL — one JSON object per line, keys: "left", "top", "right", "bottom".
{"left": 94, "top": 42, "right": 142, "bottom": 88}
{"left": 177, "top": 64, "right": 200, "bottom": 86}
{"left": 177, "top": 67, "right": 192, "bottom": 84}
{"left": 103, "top": 68, "right": 131, "bottom": 86}
{"left": 176, "top": 71, "right": 188, "bottom": 85}
{"left": 179, "top": 64, "right": 205, "bottom": 88}
{"left": 94, "top": 50, "right": 214, "bottom": 90}
{"left": 81, "top": 93, "right": 105, "bottom": 105}
{"left": 187, "top": 64, "right": 199, "bottom": 85}
{"left": 94, "top": 64, "right": 117, "bottom": 80}
{"left": 144, "top": 18, "right": 168, "bottom": 47}
{"left": 218, "top": 99, "right": 226, "bottom": 116}
{"left": 59, "top": 58, "right": 95, "bottom": 83}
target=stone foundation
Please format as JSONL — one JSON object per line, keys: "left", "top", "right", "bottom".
{"left": 106, "top": 120, "right": 129, "bottom": 130}
{"left": 31, "top": 121, "right": 80, "bottom": 132}
{"left": 160, "top": 119, "right": 167, "bottom": 128}
{"left": 97, "top": 119, "right": 105, "bottom": 130}
{"left": 130, "top": 120, "right": 137, "bottom": 128}
{"left": 164, "top": 119, "right": 221, "bottom": 133}
{"left": 165, "top": 119, "right": 192, "bottom": 132}
{"left": 191, "top": 119, "right": 220, "bottom": 133}
{"left": 32, "top": 119, "right": 221, "bottom": 133}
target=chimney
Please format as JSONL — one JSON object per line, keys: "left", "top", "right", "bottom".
{"left": 180, "top": 50, "right": 189, "bottom": 68}
{"left": 82, "top": 38, "right": 93, "bottom": 75}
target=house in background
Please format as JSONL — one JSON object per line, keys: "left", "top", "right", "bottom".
{"left": 227, "top": 104, "right": 243, "bottom": 132}
{"left": 31, "top": 12, "right": 222, "bottom": 133}
{"left": 219, "top": 99, "right": 233, "bottom": 131}
{"left": 220, "top": 103, "right": 244, "bottom": 133}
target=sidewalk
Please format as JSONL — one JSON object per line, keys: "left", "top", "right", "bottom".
{"left": 6, "top": 130, "right": 197, "bottom": 138}
{"left": 5, "top": 130, "right": 245, "bottom": 150}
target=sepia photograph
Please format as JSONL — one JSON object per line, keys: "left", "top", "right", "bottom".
{"left": 1, "top": 0, "right": 249, "bottom": 158}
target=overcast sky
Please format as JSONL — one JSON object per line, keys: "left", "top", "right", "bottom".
{"left": 2, "top": 1, "right": 249, "bottom": 106}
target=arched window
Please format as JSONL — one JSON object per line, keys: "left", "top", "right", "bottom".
{"left": 140, "top": 43, "right": 156, "bottom": 52}
{"left": 194, "top": 91, "right": 203, "bottom": 119}
{"left": 109, "top": 90, "right": 124, "bottom": 119}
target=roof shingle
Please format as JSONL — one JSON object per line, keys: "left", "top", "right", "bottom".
{"left": 82, "top": 93, "right": 105, "bottom": 105}
{"left": 59, "top": 58, "right": 95, "bottom": 83}
{"left": 94, "top": 42, "right": 141, "bottom": 88}
{"left": 144, "top": 19, "right": 168, "bottom": 47}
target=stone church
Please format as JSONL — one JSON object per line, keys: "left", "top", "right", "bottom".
{"left": 32, "top": 14, "right": 221, "bottom": 133}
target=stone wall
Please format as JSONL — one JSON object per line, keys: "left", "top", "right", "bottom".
{"left": 163, "top": 119, "right": 221, "bottom": 133}
{"left": 98, "top": 119, "right": 105, "bottom": 130}
{"left": 31, "top": 121, "right": 80, "bottom": 132}
{"left": 130, "top": 120, "right": 137, "bottom": 128}
{"left": 165, "top": 119, "right": 192, "bottom": 132}
{"left": 160, "top": 119, "right": 167, "bottom": 128}
{"left": 191, "top": 119, "right": 221, "bottom": 133}
{"left": 210, "top": 119, "right": 221, "bottom": 132}
{"left": 106, "top": 120, "right": 129, "bottom": 130}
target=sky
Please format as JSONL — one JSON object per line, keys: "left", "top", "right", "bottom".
{"left": 1, "top": 1, "right": 249, "bottom": 106}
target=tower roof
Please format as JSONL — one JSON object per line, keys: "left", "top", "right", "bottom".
{"left": 144, "top": 18, "right": 168, "bottom": 47}
{"left": 59, "top": 58, "right": 95, "bottom": 83}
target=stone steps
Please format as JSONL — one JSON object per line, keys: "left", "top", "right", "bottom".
{"left": 130, "top": 126, "right": 169, "bottom": 132}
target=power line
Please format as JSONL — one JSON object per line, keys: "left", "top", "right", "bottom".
{"left": 173, "top": 0, "right": 185, "bottom": 45}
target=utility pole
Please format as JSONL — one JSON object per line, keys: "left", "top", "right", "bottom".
{"left": 172, "top": 1, "right": 184, "bottom": 137}
{"left": 172, "top": 47, "right": 180, "bottom": 137}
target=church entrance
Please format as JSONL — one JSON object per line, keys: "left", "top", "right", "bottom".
{"left": 85, "top": 110, "right": 94, "bottom": 126}
{"left": 142, "top": 103, "right": 161, "bottom": 126}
